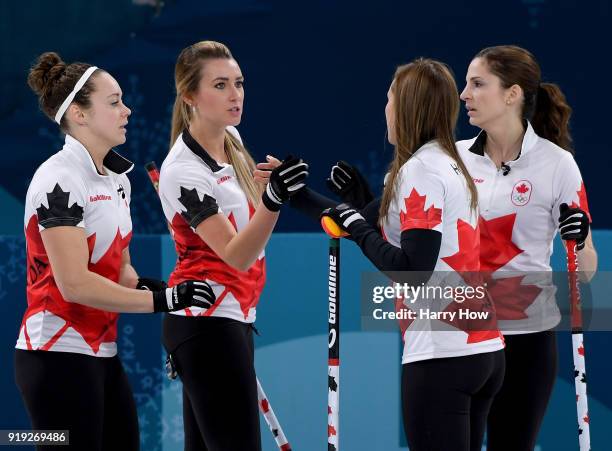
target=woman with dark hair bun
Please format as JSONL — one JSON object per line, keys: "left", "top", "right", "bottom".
{"left": 16, "top": 52, "right": 216, "bottom": 450}
{"left": 458, "top": 45, "right": 598, "bottom": 450}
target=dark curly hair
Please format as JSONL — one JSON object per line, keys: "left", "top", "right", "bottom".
{"left": 27, "top": 52, "right": 102, "bottom": 132}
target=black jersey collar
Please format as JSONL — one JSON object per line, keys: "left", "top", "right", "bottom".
{"left": 182, "top": 128, "right": 224, "bottom": 173}
{"left": 103, "top": 149, "right": 134, "bottom": 174}
{"left": 467, "top": 121, "right": 537, "bottom": 160}
{"left": 64, "top": 134, "right": 133, "bottom": 176}
{"left": 468, "top": 130, "right": 487, "bottom": 156}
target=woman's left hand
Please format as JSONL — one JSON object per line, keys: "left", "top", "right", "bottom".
{"left": 321, "top": 203, "right": 365, "bottom": 235}
{"left": 559, "top": 203, "right": 590, "bottom": 250}
{"left": 253, "top": 155, "right": 282, "bottom": 185}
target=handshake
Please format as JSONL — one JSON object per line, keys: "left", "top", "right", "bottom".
{"left": 254, "top": 155, "right": 310, "bottom": 212}
{"left": 254, "top": 156, "right": 373, "bottom": 236}
{"left": 322, "top": 161, "right": 374, "bottom": 238}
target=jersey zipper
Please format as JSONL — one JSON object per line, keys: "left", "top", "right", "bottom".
{"left": 483, "top": 159, "right": 501, "bottom": 214}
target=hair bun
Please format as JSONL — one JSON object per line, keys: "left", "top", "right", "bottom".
{"left": 27, "top": 52, "right": 67, "bottom": 97}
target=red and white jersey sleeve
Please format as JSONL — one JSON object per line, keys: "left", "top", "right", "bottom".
{"left": 552, "top": 152, "right": 591, "bottom": 225}
{"left": 382, "top": 141, "right": 504, "bottom": 364}
{"left": 159, "top": 129, "right": 265, "bottom": 322}
{"left": 17, "top": 134, "right": 134, "bottom": 357}
{"left": 457, "top": 122, "right": 591, "bottom": 334}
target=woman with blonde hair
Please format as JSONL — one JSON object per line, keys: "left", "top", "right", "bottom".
{"left": 158, "top": 41, "right": 308, "bottom": 450}
{"left": 322, "top": 58, "right": 505, "bottom": 451}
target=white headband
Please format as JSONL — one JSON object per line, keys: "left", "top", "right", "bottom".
{"left": 54, "top": 66, "right": 99, "bottom": 124}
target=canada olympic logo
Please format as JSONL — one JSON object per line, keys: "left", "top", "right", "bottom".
{"left": 511, "top": 180, "right": 532, "bottom": 206}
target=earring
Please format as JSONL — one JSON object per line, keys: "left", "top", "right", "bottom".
{"left": 506, "top": 100, "right": 511, "bottom": 105}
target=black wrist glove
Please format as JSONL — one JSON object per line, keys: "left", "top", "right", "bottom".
{"left": 320, "top": 203, "right": 366, "bottom": 235}
{"left": 152, "top": 280, "right": 216, "bottom": 313}
{"left": 136, "top": 277, "right": 167, "bottom": 291}
{"left": 262, "top": 155, "right": 309, "bottom": 212}
{"left": 326, "top": 160, "right": 374, "bottom": 209}
{"left": 559, "top": 203, "right": 589, "bottom": 251}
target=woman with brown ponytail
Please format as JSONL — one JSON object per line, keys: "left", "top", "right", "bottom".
{"left": 458, "top": 45, "right": 598, "bottom": 450}
{"left": 157, "top": 41, "right": 308, "bottom": 450}
{"left": 16, "top": 52, "right": 215, "bottom": 450}
{"left": 319, "top": 58, "right": 505, "bottom": 451}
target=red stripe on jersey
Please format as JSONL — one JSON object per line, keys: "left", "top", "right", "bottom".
{"left": 400, "top": 188, "right": 442, "bottom": 231}
{"left": 23, "top": 215, "right": 128, "bottom": 354}
{"left": 202, "top": 288, "right": 229, "bottom": 317}
{"left": 570, "top": 182, "right": 592, "bottom": 223}
{"left": 169, "top": 212, "right": 266, "bottom": 319}
{"left": 40, "top": 323, "right": 70, "bottom": 351}
{"left": 478, "top": 214, "right": 523, "bottom": 272}
{"left": 23, "top": 326, "right": 33, "bottom": 351}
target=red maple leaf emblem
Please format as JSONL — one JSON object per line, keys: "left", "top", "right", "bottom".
{"left": 87, "top": 229, "right": 132, "bottom": 283}
{"left": 400, "top": 188, "right": 442, "bottom": 231}
{"left": 439, "top": 270, "right": 502, "bottom": 345}
{"left": 23, "top": 216, "right": 130, "bottom": 354}
{"left": 516, "top": 183, "right": 529, "bottom": 194}
{"left": 169, "top": 206, "right": 266, "bottom": 320}
{"left": 440, "top": 295, "right": 502, "bottom": 344}
{"left": 570, "top": 182, "right": 592, "bottom": 223}
{"left": 442, "top": 219, "right": 480, "bottom": 273}
{"left": 328, "top": 424, "right": 337, "bottom": 437}
{"left": 396, "top": 298, "right": 415, "bottom": 340}
{"left": 479, "top": 214, "right": 524, "bottom": 272}
{"left": 578, "top": 344, "right": 585, "bottom": 356}
{"left": 260, "top": 399, "right": 270, "bottom": 413}
{"left": 584, "top": 414, "right": 589, "bottom": 424}
{"left": 485, "top": 276, "right": 542, "bottom": 320}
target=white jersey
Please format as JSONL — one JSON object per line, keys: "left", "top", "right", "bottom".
{"left": 159, "top": 127, "right": 265, "bottom": 322}
{"left": 381, "top": 141, "right": 504, "bottom": 364}
{"left": 457, "top": 122, "right": 591, "bottom": 334}
{"left": 17, "top": 134, "right": 134, "bottom": 357}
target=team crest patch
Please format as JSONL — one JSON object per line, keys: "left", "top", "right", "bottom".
{"left": 511, "top": 180, "right": 532, "bottom": 206}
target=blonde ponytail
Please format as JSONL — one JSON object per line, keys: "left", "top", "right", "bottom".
{"left": 224, "top": 131, "right": 262, "bottom": 206}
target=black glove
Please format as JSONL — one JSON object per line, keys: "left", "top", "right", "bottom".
{"left": 326, "top": 161, "right": 374, "bottom": 209}
{"left": 152, "top": 280, "right": 216, "bottom": 313}
{"left": 559, "top": 203, "right": 589, "bottom": 251}
{"left": 320, "top": 203, "right": 366, "bottom": 235}
{"left": 262, "top": 155, "right": 309, "bottom": 211}
{"left": 136, "top": 277, "right": 167, "bottom": 291}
